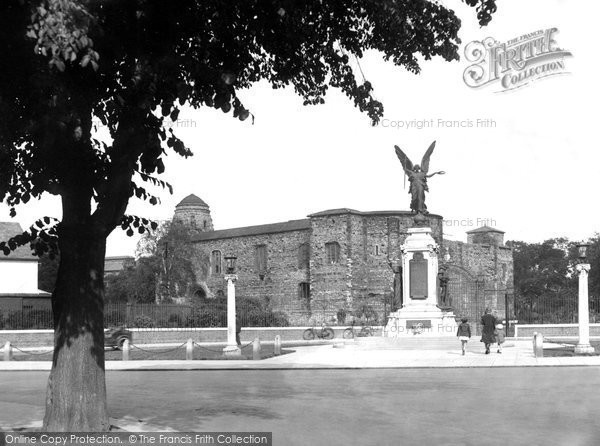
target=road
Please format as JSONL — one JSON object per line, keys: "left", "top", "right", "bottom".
{"left": 1, "top": 368, "right": 600, "bottom": 445}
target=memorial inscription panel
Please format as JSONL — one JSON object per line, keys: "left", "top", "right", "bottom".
{"left": 409, "top": 252, "right": 428, "bottom": 299}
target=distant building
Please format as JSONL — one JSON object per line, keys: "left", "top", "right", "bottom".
{"left": 104, "top": 256, "right": 135, "bottom": 277}
{"left": 173, "top": 195, "right": 514, "bottom": 325}
{"left": 0, "top": 222, "right": 51, "bottom": 316}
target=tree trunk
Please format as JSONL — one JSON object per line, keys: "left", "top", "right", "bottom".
{"left": 43, "top": 229, "right": 109, "bottom": 431}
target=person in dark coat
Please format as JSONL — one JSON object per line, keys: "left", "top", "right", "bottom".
{"left": 456, "top": 317, "right": 472, "bottom": 356}
{"left": 480, "top": 308, "right": 497, "bottom": 354}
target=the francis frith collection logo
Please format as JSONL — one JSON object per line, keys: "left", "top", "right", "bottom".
{"left": 463, "top": 27, "right": 572, "bottom": 92}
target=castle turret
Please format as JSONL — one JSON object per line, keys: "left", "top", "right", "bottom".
{"left": 173, "top": 194, "right": 213, "bottom": 231}
{"left": 466, "top": 226, "right": 505, "bottom": 246}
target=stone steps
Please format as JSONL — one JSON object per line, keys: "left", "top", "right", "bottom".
{"left": 344, "top": 336, "right": 472, "bottom": 350}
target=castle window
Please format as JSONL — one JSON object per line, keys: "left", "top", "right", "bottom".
{"left": 375, "top": 245, "right": 380, "bottom": 256}
{"left": 190, "top": 215, "right": 197, "bottom": 228}
{"left": 298, "top": 282, "right": 310, "bottom": 301}
{"left": 255, "top": 245, "right": 267, "bottom": 273}
{"left": 325, "top": 242, "right": 340, "bottom": 264}
{"left": 211, "top": 250, "right": 222, "bottom": 275}
{"left": 203, "top": 220, "right": 207, "bottom": 229}
{"left": 298, "top": 243, "right": 310, "bottom": 268}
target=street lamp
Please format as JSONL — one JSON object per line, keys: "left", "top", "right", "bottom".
{"left": 578, "top": 243, "right": 590, "bottom": 260}
{"left": 575, "top": 242, "right": 594, "bottom": 354}
{"left": 225, "top": 255, "right": 237, "bottom": 274}
{"left": 223, "top": 255, "right": 241, "bottom": 357}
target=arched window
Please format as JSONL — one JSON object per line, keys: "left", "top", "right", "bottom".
{"left": 211, "top": 250, "right": 222, "bottom": 275}
{"left": 374, "top": 245, "right": 380, "bottom": 256}
{"left": 325, "top": 242, "right": 341, "bottom": 264}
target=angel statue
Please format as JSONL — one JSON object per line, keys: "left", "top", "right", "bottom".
{"left": 394, "top": 141, "right": 445, "bottom": 214}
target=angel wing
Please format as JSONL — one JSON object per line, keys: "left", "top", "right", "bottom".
{"left": 394, "top": 145, "right": 414, "bottom": 172}
{"left": 420, "top": 140, "right": 436, "bottom": 174}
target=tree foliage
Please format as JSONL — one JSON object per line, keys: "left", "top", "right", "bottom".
{"left": 104, "top": 257, "right": 159, "bottom": 303}
{"left": 1, "top": 0, "right": 497, "bottom": 254}
{"left": 509, "top": 237, "right": 600, "bottom": 323}
{"left": 0, "top": 0, "right": 497, "bottom": 431}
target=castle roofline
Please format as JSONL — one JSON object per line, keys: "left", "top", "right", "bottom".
{"left": 192, "top": 219, "right": 310, "bottom": 242}
{"left": 466, "top": 225, "right": 505, "bottom": 234}
{"left": 308, "top": 209, "right": 443, "bottom": 219}
{"left": 176, "top": 194, "right": 209, "bottom": 208}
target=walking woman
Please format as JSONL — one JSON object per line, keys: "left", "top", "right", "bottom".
{"left": 480, "top": 308, "right": 497, "bottom": 354}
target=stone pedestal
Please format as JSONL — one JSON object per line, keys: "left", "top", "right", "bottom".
{"left": 385, "top": 227, "right": 458, "bottom": 337}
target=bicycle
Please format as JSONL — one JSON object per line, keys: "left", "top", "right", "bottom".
{"left": 343, "top": 320, "right": 374, "bottom": 339}
{"left": 303, "top": 323, "right": 335, "bottom": 340}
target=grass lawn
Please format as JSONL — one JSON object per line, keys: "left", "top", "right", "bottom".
{"left": 10, "top": 344, "right": 294, "bottom": 361}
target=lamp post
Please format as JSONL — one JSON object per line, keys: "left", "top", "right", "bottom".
{"left": 575, "top": 243, "right": 594, "bottom": 354}
{"left": 223, "top": 255, "right": 242, "bottom": 357}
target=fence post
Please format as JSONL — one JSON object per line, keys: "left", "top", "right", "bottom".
{"left": 186, "top": 338, "right": 194, "bottom": 360}
{"left": 122, "top": 339, "right": 130, "bottom": 361}
{"left": 274, "top": 335, "right": 281, "bottom": 356}
{"left": 533, "top": 332, "right": 544, "bottom": 358}
{"left": 3, "top": 341, "right": 12, "bottom": 361}
{"left": 252, "top": 337, "right": 261, "bottom": 360}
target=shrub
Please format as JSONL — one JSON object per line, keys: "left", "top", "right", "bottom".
{"left": 104, "top": 309, "right": 126, "bottom": 327}
{"left": 133, "top": 315, "right": 155, "bottom": 328}
{"left": 6, "top": 309, "right": 53, "bottom": 329}
{"left": 168, "top": 313, "right": 183, "bottom": 327}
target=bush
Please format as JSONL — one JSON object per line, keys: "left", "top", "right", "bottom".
{"left": 6, "top": 309, "right": 53, "bottom": 329}
{"left": 133, "top": 315, "right": 155, "bottom": 328}
{"left": 186, "top": 308, "right": 227, "bottom": 327}
{"left": 104, "top": 309, "right": 126, "bottom": 327}
{"left": 185, "top": 297, "right": 290, "bottom": 328}
{"left": 168, "top": 313, "right": 183, "bottom": 327}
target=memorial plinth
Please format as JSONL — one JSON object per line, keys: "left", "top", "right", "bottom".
{"left": 385, "top": 227, "right": 458, "bottom": 337}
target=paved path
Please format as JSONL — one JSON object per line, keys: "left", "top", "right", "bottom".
{"left": 2, "top": 368, "right": 600, "bottom": 445}
{"left": 1, "top": 339, "right": 599, "bottom": 371}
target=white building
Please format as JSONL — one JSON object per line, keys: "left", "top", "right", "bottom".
{"left": 0, "top": 222, "right": 51, "bottom": 315}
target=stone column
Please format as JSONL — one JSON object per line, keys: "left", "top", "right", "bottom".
{"left": 223, "top": 274, "right": 242, "bottom": 357}
{"left": 575, "top": 264, "right": 594, "bottom": 354}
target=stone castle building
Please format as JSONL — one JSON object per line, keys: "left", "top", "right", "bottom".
{"left": 174, "top": 194, "right": 513, "bottom": 325}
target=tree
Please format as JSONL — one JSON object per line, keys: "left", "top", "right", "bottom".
{"left": 510, "top": 238, "right": 578, "bottom": 323}
{"left": 136, "top": 220, "right": 207, "bottom": 302}
{"left": 0, "top": 0, "right": 497, "bottom": 431}
{"left": 104, "top": 257, "right": 159, "bottom": 303}
{"left": 38, "top": 251, "right": 60, "bottom": 293}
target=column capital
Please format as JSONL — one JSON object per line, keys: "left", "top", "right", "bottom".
{"left": 225, "top": 274, "right": 238, "bottom": 283}
{"left": 576, "top": 263, "right": 591, "bottom": 274}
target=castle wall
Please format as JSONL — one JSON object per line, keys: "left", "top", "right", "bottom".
{"left": 188, "top": 205, "right": 511, "bottom": 327}
{"left": 194, "top": 229, "right": 311, "bottom": 313}
{"left": 443, "top": 240, "right": 514, "bottom": 326}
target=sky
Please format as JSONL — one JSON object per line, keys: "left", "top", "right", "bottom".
{"left": 2, "top": 0, "right": 599, "bottom": 257}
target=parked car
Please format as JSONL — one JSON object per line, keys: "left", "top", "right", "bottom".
{"left": 104, "top": 327, "right": 132, "bottom": 350}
